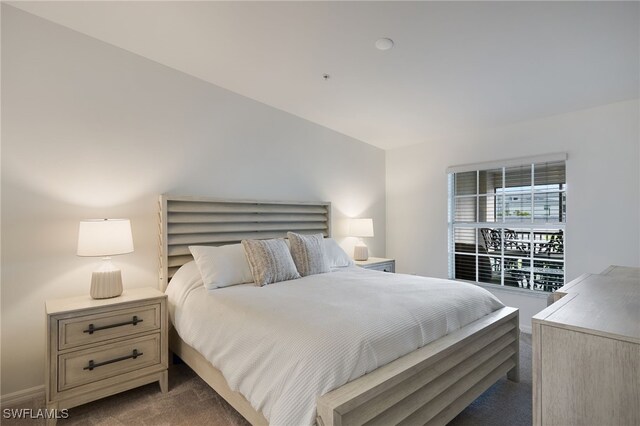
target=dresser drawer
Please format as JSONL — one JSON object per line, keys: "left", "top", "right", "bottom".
{"left": 58, "top": 333, "right": 161, "bottom": 391}
{"left": 58, "top": 303, "right": 161, "bottom": 350}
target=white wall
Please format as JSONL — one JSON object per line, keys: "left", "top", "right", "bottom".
{"left": 386, "top": 99, "right": 640, "bottom": 331}
{"left": 0, "top": 6, "right": 386, "bottom": 397}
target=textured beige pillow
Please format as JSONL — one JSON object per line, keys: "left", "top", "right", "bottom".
{"left": 287, "top": 232, "right": 330, "bottom": 277}
{"left": 241, "top": 239, "right": 300, "bottom": 286}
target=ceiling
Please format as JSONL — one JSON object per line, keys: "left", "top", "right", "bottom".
{"left": 9, "top": 1, "right": 640, "bottom": 150}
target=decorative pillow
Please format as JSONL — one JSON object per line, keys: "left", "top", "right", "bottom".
{"left": 189, "top": 244, "right": 254, "bottom": 290}
{"left": 324, "top": 238, "right": 354, "bottom": 268}
{"left": 242, "top": 239, "right": 301, "bottom": 286}
{"left": 287, "top": 232, "right": 330, "bottom": 277}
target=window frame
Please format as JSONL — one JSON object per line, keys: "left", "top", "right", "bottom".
{"left": 447, "top": 154, "right": 567, "bottom": 292}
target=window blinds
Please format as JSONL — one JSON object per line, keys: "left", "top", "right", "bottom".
{"left": 448, "top": 154, "right": 567, "bottom": 292}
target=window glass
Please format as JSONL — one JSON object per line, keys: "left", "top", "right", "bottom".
{"left": 455, "top": 171, "right": 477, "bottom": 196}
{"left": 448, "top": 159, "right": 566, "bottom": 292}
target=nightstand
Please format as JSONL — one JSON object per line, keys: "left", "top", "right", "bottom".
{"left": 45, "top": 287, "right": 168, "bottom": 420}
{"left": 354, "top": 257, "right": 395, "bottom": 273}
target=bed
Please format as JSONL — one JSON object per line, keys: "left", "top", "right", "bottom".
{"left": 159, "top": 195, "right": 519, "bottom": 426}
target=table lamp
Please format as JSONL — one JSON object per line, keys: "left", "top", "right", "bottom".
{"left": 349, "top": 218, "right": 374, "bottom": 261}
{"left": 77, "top": 219, "right": 134, "bottom": 299}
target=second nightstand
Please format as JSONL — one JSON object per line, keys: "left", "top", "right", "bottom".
{"left": 355, "top": 257, "right": 395, "bottom": 273}
{"left": 45, "top": 287, "right": 168, "bottom": 420}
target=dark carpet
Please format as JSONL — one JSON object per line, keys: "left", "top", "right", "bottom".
{"left": 4, "top": 334, "right": 531, "bottom": 426}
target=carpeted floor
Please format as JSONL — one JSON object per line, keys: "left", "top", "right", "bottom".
{"left": 4, "top": 334, "right": 531, "bottom": 426}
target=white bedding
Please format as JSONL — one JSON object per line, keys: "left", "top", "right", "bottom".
{"left": 166, "top": 262, "right": 504, "bottom": 426}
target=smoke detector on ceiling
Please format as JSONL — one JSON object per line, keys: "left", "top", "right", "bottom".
{"left": 375, "top": 38, "right": 394, "bottom": 51}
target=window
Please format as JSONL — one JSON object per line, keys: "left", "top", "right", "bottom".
{"left": 447, "top": 154, "right": 566, "bottom": 292}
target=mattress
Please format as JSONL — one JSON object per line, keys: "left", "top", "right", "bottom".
{"left": 166, "top": 262, "right": 504, "bottom": 426}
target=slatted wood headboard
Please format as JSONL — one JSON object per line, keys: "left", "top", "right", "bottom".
{"left": 159, "top": 195, "right": 331, "bottom": 290}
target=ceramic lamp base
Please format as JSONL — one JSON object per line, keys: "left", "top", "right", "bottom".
{"left": 90, "top": 259, "right": 123, "bottom": 299}
{"left": 354, "top": 244, "right": 369, "bottom": 261}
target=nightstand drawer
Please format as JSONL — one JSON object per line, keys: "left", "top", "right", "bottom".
{"left": 366, "top": 262, "right": 395, "bottom": 272}
{"left": 354, "top": 257, "right": 396, "bottom": 273}
{"left": 58, "top": 303, "right": 161, "bottom": 350}
{"left": 58, "top": 333, "right": 161, "bottom": 392}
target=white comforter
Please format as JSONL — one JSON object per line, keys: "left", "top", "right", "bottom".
{"left": 167, "top": 263, "right": 504, "bottom": 426}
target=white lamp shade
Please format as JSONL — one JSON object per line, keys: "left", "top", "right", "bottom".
{"left": 349, "top": 218, "right": 374, "bottom": 238}
{"left": 77, "top": 219, "right": 134, "bottom": 257}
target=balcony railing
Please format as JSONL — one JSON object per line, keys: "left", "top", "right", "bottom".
{"left": 453, "top": 229, "right": 564, "bottom": 292}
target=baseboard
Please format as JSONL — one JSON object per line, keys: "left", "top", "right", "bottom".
{"left": 0, "top": 385, "right": 45, "bottom": 408}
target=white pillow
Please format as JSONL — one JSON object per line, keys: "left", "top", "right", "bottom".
{"left": 324, "top": 238, "right": 354, "bottom": 268}
{"left": 189, "top": 244, "right": 254, "bottom": 289}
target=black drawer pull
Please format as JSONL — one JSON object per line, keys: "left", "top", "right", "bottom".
{"left": 83, "top": 349, "right": 143, "bottom": 371}
{"left": 83, "top": 316, "right": 143, "bottom": 334}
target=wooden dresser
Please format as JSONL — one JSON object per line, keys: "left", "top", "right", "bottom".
{"left": 532, "top": 265, "right": 639, "bottom": 426}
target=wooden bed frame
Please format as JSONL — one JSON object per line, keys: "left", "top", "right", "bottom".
{"left": 159, "top": 195, "right": 519, "bottom": 426}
